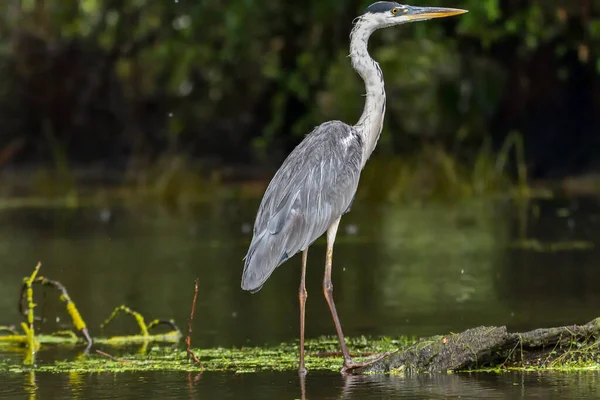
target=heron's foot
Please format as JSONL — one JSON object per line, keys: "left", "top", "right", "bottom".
{"left": 340, "top": 352, "right": 392, "bottom": 374}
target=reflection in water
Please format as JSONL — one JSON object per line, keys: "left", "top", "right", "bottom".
{"left": 0, "top": 196, "right": 599, "bottom": 398}
{"left": 374, "top": 201, "right": 504, "bottom": 332}
{"left": 499, "top": 196, "right": 600, "bottom": 330}
{"left": 68, "top": 371, "right": 85, "bottom": 400}
{"left": 0, "top": 198, "right": 598, "bottom": 346}
{"left": 337, "top": 372, "right": 600, "bottom": 399}
{"left": 186, "top": 372, "right": 202, "bottom": 400}
{"left": 8, "top": 370, "right": 600, "bottom": 399}
{"left": 299, "top": 371, "right": 306, "bottom": 400}
{"left": 25, "top": 371, "right": 36, "bottom": 400}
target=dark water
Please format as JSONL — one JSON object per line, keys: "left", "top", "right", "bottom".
{"left": 1, "top": 195, "right": 600, "bottom": 398}
{"left": 3, "top": 370, "right": 600, "bottom": 399}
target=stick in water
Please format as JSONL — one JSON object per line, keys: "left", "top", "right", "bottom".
{"left": 186, "top": 278, "right": 202, "bottom": 366}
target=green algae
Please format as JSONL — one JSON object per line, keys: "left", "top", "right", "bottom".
{"left": 0, "top": 336, "right": 410, "bottom": 374}
{"left": 2, "top": 318, "right": 600, "bottom": 375}
{"left": 1, "top": 263, "right": 183, "bottom": 370}
{"left": 2, "top": 328, "right": 599, "bottom": 375}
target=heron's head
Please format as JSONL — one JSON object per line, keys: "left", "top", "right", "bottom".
{"left": 357, "top": 2, "right": 467, "bottom": 31}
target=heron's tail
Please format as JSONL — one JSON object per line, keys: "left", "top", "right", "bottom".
{"left": 241, "top": 230, "right": 289, "bottom": 293}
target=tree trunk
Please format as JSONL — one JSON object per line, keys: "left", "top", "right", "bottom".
{"left": 356, "top": 318, "right": 600, "bottom": 373}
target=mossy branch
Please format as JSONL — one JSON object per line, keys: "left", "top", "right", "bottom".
{"left": 20, "top": 262, "right": 42, "bottom": 363}
{"left": 1, "top": 263, "right": 183, "bottom": 356}
{"left": 19, "top": 273, "right": 92, "bottom": 347}
{"left": 357, "top": 318, "right": 600, "bottom": 374}
{"left": 101, "top": 305, "right": 150, "bottom": 337}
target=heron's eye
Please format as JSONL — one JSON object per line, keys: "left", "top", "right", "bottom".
{"left": 391, "top": 7, "right": 399, "bottom": 15}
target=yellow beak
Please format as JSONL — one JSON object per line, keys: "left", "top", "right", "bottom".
{"left": 406, "top": 7, "right": 468, "bottom": 21}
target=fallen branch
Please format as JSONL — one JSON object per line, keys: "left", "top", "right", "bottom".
{"left": 356, "top": 318, "right": 600, "bottom": 374}
{"left": 185, "top": 278, "right": 202, "bottom": 366}
{"left": 19, "top": 273, "right": 92, "bottom": 347}
{"left": 2, "top": 263, "right": 182, "bottom": 354}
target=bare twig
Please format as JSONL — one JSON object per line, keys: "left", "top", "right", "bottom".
{"left": 185, "top": 278, "right": 202, "bottom": 366}
{"left": 95, "top": 349, "right": 131, "bottom": 363}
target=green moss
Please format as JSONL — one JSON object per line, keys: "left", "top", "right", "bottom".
{"left": 0, "top": 336, "right": 410, "bottom": 374}
{"left": 2, "top": 331, "right": 599, "bottom": 374}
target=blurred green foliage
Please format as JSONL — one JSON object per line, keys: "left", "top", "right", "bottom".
{"left": 0, "top": 0, "right": 598, "bottom": 179}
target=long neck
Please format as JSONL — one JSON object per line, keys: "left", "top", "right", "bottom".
{"left": 350, "top": 21, "right": 386, "bottom": 168}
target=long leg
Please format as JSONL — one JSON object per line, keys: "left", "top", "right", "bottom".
{"left": 323, "top": 217, "right": 388, "bottom": 373}
{"left": 322, "top": 217, "right": 354, "bottom": 366}
{"left": 298, "top": 248, "right": 308, "bottom": 375}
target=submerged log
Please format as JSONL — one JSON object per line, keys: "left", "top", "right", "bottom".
{"left": 357, "top": 318, "right": 600, "bottom": 373}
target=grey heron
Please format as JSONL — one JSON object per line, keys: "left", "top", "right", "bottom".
{"left": 241, "top": 2, "right": 467, "bottom": 374}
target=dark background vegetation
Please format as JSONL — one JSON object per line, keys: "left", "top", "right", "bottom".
{"left": 0, "top": 0, "right": 599, "bottom": 190}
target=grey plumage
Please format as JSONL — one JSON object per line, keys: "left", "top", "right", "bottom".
{"left": 241, "top": 1, "right": 404, "bottom": 294}
{"left": 241, "top": 3, "right": 467, "bottom": 296}
{"left": 241, "top": 121, "right": 363, "bottom": 292}
{"left": 363, "top": 2, "right": 402, "bottom": 15}
{"left": 239, "top": 2, "right": 467, "bottom": 374}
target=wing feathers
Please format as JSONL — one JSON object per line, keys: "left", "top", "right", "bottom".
{"left": 241, "top": 121, "right": 363, "bottom": 292}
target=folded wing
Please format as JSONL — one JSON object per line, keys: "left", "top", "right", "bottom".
{"left": 241, "top": 121, "right": 363, "bottom": 292}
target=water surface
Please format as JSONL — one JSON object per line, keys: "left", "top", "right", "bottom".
{"left": 3, "top": 370, "right": 600, "bottom": 399}
{"left": 1, "top": 195, "right": 599, "bottom": 398}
